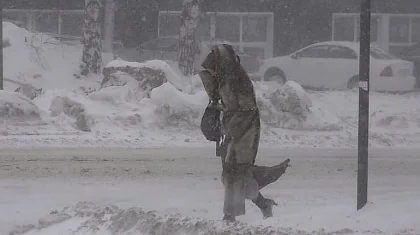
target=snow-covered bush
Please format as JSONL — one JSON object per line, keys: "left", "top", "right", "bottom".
{"left": 0, "top": 91, "right": 41, "bottom": 122}
{"left": 102, "top": 63, "right": 166, "bottom": 98}
{"left": 149, "top": 83, "right": 208, "bottom": 128}
{"left": 92, "top": 60, "right": 209, "bottom": 128}
{"left": 88, "top": 85, "right": 136, "bottom": 105}
{"left": 103, "top": 60, "right": 189, "bottom": 90}
{"left": 14, "top": 84, "right": 43, "bottom": 100}
{"left": 49, "top": 96, "right": 92, "bottom": 132}
{"left": 255, "top": 81, "right": 340, "bottom": 131}
{"left": 270, "top": 81, "right": 312, "bottom": 115}
{"left": 255, "top": 81, "right": 310, "bottom": 127}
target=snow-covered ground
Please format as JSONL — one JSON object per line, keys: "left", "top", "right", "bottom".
{"left": 2, "top": 21, "right": 420, "bottom": 149}
{"left": 1, "top": 147, "right": 419, "bottom": 235}
{"left": 2, "top": 22, "right": 420, "bottom": 235}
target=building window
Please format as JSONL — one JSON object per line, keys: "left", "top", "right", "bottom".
{"left": 61, "top": 13, "right": 84, "bottom": 37}
{"left": 242, "top": 16, "right": 267, "bottom": 42}
{"left": 36, "top": 12, "right": 59, "bottom": 34}
{"left": 215, "top": 16, "right": 240, "bottom": 42}
{"left": 333, "top": 16, "right": 355, "bottom": 41}
{"left": 389, "top": 45, "right": 410, "bottom": 55}
{"left": 159, "top": 14, "right": 180, "bottom": 37}
{"left": 355, "top": 16, "right": 379, "bottom": 42}
{"left": 3, "top": 11, "right": 28, "bottom": 28}
{"left": 390, "top": 16, "right": 410, "bottom": 43}
{"left": 196, "top": 14, "right": 211, "bottom": 41}
{"left": 411, "top": 17, "right": 420, "bottom": 43}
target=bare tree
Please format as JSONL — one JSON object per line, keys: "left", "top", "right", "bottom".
{"left": 178, "top": 0, "right": 200, "bottom": 76}
{"left": 81, "top": 0, "right": 102, "bottom": 76}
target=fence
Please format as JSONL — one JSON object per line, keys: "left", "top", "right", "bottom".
{"left": 3, "top": 9, "right": 85, "bottom": 40}
{"left": 158, "top": 11, "right": 274, "bottom": 59}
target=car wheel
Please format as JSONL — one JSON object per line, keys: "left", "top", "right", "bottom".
{"left": 264, "top": 67, "right": 287, "bottom": 86}
{"left": 347, "top": 75, "right": 359, "bottom": 89}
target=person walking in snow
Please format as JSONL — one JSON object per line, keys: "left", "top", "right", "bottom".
{"left": 198, "top": 44, "right": 290, "bottom": 222}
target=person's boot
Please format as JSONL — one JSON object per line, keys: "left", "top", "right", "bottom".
{"left": 222, "top": 214, "right": 236, "bottom": 222}
{"left": 252, "top": 193, "right": 278, "bottom": 219}
{"left": 260, "top": 198, "right": 278, "bottom": 218}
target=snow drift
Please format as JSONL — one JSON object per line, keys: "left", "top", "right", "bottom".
{"left": 0, "top": 91, "right": 41, "bottom": 122}
{"left": 49, "top": 96, "right": 93, "bottom": 132}
{"left": 6, "top": 201, "right": 365, "bottom": 235}
{"left": 2, "top": 21, "right": 114, "bottom": 92}
{"left": 0, "top": 91, "right": 48, "bottom": 136}
{"left": 0, "top": 20, "right": 340, "bottom": 137}
{"left": 98, "top": 59, "right": 336, "bottom": 131}
{"left": 9, "top": 200, "right": 420, "bottom": 235}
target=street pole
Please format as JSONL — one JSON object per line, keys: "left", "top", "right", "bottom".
{"left": 357, "top": 0, "right": 371, "bottom": 211}
{"left": 0, "top": 2, "right": 3, "bottom": 90}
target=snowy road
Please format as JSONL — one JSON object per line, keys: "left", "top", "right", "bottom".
{"left": 1, "top": 147, "right": 420, "bottom": 235}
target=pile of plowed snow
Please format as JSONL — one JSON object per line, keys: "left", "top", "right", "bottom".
{"left": 2, "top": 21, "right": 420, "bottom": 148}
{"left": 10, "top": 201, "right": 420, "bottom": 235}
{"left": 8, "top": 201, "right": 360, "bottom": 235}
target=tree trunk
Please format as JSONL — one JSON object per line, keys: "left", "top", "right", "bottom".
{"left": 81, "top": 0, "right": 102, "bottom": 76}
{"left": 178, "top": 0, "right": 200, "bottom": 76}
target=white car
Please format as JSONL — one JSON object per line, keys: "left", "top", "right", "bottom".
{"left": 258, "top": 41, "right": 416, "bottom": 92}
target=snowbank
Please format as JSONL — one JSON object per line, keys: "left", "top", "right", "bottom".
{"left": 0, "top": 91, "right": 45, "bottom": 136}
{"left": 149, "top": 83, "right": 208, "bottom": 128}
{"left": 88, "top": 69, "right": 335, "bottom": 132}
{"left": 2, "top": 21, "right": 113, "bottom": 93}
{"left": 0, "top": 91, "right": 41, "bottom": 122}
{"left": 49, "top": 96, "right": 92, "bottom": 132}
{"left": 254, "top": 81, "right": 341, "bottom": 131}
{"left": 2, "top": 21, "right": 339, "bottom": 138}
{"left": 8, "top": 202, "right": 332, "bottom": 235}
{"left": 8, "top": 199, "right": 420, "bottom": 235}
{"left": 2, "top": 22, "right": 420, "bottom": 148}
{"left": 88, "top": 84, "right": 137, "bottom": 105}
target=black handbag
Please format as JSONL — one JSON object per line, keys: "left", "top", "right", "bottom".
{"left": 200, "top": 101, "right": 222, "bottom": 142}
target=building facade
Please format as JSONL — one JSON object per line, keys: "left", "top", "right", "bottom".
{"left": 158, "top": 11, "right": 274, "bottom": 59}
{"left": 3, "top": 0, "right": 420, "bottom": 56}
{"left": 333, "top": 13, "right": 420, "bottom": 55}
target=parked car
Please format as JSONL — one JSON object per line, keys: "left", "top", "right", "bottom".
{"left": 116, "top": 35, "right": 260, "bottom": 74}
{"left": 399, "top": 42, "right": 420, "bottom": 88}
{"left": 258, "top": 41, "right": 416, "bottom": 92}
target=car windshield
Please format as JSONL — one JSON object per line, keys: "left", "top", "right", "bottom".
{"left": 370, "top": 47, "right": 398, "bottom": 60}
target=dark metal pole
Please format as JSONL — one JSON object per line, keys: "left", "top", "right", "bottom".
{"left": 357, "top": 0, "right": 371, "bottom": 211}
{"left": 0, "top": 2, "right": 3, "bottom": 90}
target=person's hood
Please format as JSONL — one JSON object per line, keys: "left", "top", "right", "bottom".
{"left": 201, "top": 44, "right": 241, "bottom": 77}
